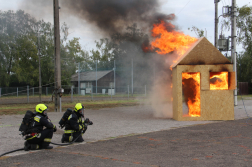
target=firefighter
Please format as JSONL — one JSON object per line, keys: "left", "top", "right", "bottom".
{"left": 24, "top": 104, "right": 57, "bottom": 150}
{"left": 61, "top": 103, "right": 93, "bottom": 143}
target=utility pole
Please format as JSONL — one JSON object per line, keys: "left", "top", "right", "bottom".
{"left": 114, "top": 60, "right": 116, "bottom": 94}
{"left": 216, "top": 0, "right": 237, "bottom": 106}
{"left": 53, "top": 0, "right": 61, "bottom": 112}
{"left": 214, "top": 0, "right": 220, "bottom": 48}
{"left": 231, "top": 0, "right": 237, "bottom": 105}
{"left": 96, "top": 60, "right": 97, "bottom": 94}
{"left": 78, "top": 62, "right": 80, "bottom": 95}
{"left": 38, "top": 33, "right": 42, "bottom": 102}
{"left": 131, "top": 59, "right": 133, "bottom": 95}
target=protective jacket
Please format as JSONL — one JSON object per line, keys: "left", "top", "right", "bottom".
{"left": 65, "top": 112, "right": 84, "bottom": 133}
{"left": 25, "top": 113, "right": 55, "bottom": 148}
{"left": 63, "top": 112, "right": 85, "bottom": 142}
{"left": 30, "top": 113, "right": 54, "bottom": 132}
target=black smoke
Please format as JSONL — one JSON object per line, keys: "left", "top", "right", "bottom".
{"left": 62, "top": 0, "right": 175, "bottom": 36}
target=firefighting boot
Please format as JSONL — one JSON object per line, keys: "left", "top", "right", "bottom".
{"left": 42, "top": 141, "right": 53, "bottom": 149}
{"left": 43, "top": 145, "right": 53, "bottom": 149}
{"left": 61, "top": 134, "right": 65, "bottom": 143}
{"left": 30, "top": 144, "right": 40, "bottom": 150}
{"left": 24, "top": 141, "right": 31, "bottom": 151}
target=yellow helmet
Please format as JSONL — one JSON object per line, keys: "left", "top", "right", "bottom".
{"left": 74, "top": 103, "right": 84, "bottom": 112}
{"left": 36, "top": 104, "right": 48, "bottom": 114}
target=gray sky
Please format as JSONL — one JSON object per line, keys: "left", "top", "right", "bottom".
{"left": 0, "top": 0, "right": 251, "bottom": 53}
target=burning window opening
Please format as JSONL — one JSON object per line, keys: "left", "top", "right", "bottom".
{"left": 210, "top": 72, "right": 228, "bottom": 90}
{"left": 182, "top": 72, "right": 201, "bottom": 117}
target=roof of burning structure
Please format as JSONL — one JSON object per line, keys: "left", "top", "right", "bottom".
{"left": 172, "top": 37, "right": 231, "bottom": 68}
{"left": 71, "top": 70, "right": 113, "bottom": 82}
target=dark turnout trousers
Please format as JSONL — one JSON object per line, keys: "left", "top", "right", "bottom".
{"left": 26, "top": 128, "right": 53, "bottom": 149}
{"left": 62, "top": 131, "right": 84, "bottom": 143}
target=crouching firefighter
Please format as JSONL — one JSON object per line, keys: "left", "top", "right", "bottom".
{"left": 61, "top": 103, "right": 93, "bottom": 143}
{"left": 20, "top": 104, "right": 57, "bottom": 151}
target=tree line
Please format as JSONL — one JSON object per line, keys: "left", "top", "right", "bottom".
{"left": 0, "top": 10, "right": 91, "bottom": 87}
{"left": 2, "top": 5, "right": 251, "bottom": 89}
{"left": 0, "top": 10, "right": 158, "bottom": 88}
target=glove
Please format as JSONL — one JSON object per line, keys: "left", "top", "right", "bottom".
{"left": 84, "top": 118, "right": 90, "bottom": 124}
{"left": 82, "top": 124, "right": 87, "bottom": 133}
{"left": 53, "top": 125, "right": 57, "bottom": 132}
{"left": 84, "top": 118, "right": 93, "bottom": 125}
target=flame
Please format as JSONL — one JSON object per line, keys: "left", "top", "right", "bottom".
{"left": 210, "top": 72, "right": 228, "bottom": 90}
{"left": 150, "top": 20, "right": 197, "bottom": 69}
{"left": 182, "top": 72, "right": 201, "bottom": 117}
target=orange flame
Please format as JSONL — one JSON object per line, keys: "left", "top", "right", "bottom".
{"left": 150, "top": 20, "right": 197, "bottom": 69}
{"left": 210, "top": 72, "right": 228, "bottom": 90}
{"left": 182, "top": 72, "right": 201, "bottom": 117}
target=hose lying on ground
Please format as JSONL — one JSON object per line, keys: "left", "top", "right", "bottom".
{"left": 50, "top": 133, "right": 83, "bottom": 146}
{"left": 0, "top": 148, "right": 24, "bottom": 157}
{"left": 0, "top": 134, "right": 82, "bottom": 157}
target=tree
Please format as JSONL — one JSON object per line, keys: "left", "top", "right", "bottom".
{"left": 188, "top": 26, "right": 205, "bottom": 38}
{"left": 61, "top": 37, "right": 90, "bottom": 85}
{"left": 236, "top": 5, "right": 252, "bottom": 55}
{"left": 90, "top": 38, "right": 114, "bottom": 70}
{"left": 0, "top": 10, "right": 37, "bottom": 86}
{"left": 220, "top": 5, "right": 252, "bottom": 84}
{"left": 0, "top": 10, "right": 90, "bottom": 88}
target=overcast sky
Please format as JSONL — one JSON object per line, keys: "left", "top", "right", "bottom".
{"left": 0, "top": 0, "right": 251, "bottom": 53}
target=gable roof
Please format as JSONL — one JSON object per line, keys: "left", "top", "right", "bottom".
{"left": 172, "top": 37, "right": 231, "bottom": 68}
{"left": 71, "top": 70, "right": 113, "bottom": 82}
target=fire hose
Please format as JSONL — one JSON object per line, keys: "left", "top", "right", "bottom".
{"left": 0, "top": 123, "right": 92, "bottom": 157}
{"left": 0, "top": 133, "right": 83, "bottom": 157}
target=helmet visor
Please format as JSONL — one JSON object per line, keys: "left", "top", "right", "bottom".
{"left": 43, "top": 109, "right": 48, "bottom": 116}
{"left": 79, "top": 108, "right": 84, "bottom": 116}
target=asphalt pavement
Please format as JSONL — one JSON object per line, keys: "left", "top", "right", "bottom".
{"left": 0, "top": 98, "right": 252, "bottom": 167}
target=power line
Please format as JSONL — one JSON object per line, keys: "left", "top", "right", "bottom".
{"left": 221, "top": 0, "right": 225, "bottom": 6}
{"left": 224, "top": 0, "right": 227, "bottom": 6}
{"left": 176, "top": 0, "right": 193, "bottom": 15}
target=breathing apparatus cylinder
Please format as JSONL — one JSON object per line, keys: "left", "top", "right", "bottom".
{"left": 59, "top": 108, "right": 73, "bottom": 128}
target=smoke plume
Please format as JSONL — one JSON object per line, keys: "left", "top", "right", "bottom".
{"left": 19, "top": 0, "right": 177, "bottom": 119}
{"left": 61, "top": 0, "right": 175, "bottom": 36}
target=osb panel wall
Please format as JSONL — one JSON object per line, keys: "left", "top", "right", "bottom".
{"left": 178, "top": 38, "right": 231, "bottom": 66}
{"left": 201, "top": 90, "right": 234, "bottom": 120}
{"left": 229, "top": 72, "right": 236, "bottom": 90}
{"left": 172, "top": 64, "right": 234, "bottom": 121}
{"left": 172, "top": 67, "right": 178, "bottom": 120}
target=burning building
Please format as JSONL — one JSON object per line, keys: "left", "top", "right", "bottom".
{"left": 172, "top": 37, "right": 235, "bottom": 121}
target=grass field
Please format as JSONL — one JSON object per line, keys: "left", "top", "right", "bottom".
{"left": 0, "top": 99, "right": 141, "bottom": 115}
{"left": 0, "top": 94, "right": 251, "bottom": 116}
{"left": 237, "top": 94, "right": 252, "bottom": 100}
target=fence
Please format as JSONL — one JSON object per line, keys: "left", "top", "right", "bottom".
{"left": 0, "top": 85, "right": 148, "bottom": 105}
{"left": 0, "top": 59, "right": 156, "bottom": 104}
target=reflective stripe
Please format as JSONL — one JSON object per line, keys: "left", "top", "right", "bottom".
{"left": 26, "top": 133, "right": 40, "bottom": 140}
{"left": 34, "top": 116, "right": 41, "bottom": 122}
{"left": 68, "top": 114, "right": 72, "bottom": 120}
{"left": 26, "top": 135, "right": 37, "bottom": 140}
{"left": 44, "top": 138, "right": 51, "bottom": 142}
{"left": 69, "top": 136, "right": 73, "bottom": 142}
{"left": 79, "top": 125, "right": 82, "bottom": 130}
{"left": 64, "top": 130, "right": 74, "bottom": 133}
